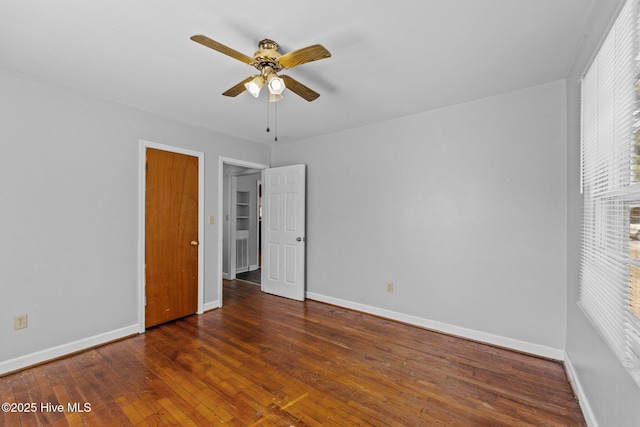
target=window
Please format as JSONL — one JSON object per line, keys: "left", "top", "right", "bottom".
{"left": 580, "top": 0, "right": 640, "bottom": 386}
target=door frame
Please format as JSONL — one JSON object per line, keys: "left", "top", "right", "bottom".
{"left": 218, "top": 156, "right": 269, "bottom": 308}
{"left": 256, "top": 179, "right": 262, "bottom": 270}
{"left": 137, "top": 140, "right": 205, "bottom": 333}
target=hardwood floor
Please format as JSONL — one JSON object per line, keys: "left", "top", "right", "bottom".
{"left": 0, "top": 280, "right": 585, "bottom": 426}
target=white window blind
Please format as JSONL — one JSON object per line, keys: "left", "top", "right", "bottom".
{"left": 580, "top": 0, "right": 640, "bottom": 386}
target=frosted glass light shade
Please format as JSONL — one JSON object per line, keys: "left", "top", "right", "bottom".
{"left": 267, "top": 74, "right": 285, "bottom": 95}
{"left": 245, "top": 76, "right": 264, "bottom": 98}
{"left": 269, "top": 93, "right": 283, "bottom": 103}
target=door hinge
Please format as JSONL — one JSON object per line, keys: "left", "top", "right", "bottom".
{"left": 144, "top": 295, "right": 147, "bottom": 306}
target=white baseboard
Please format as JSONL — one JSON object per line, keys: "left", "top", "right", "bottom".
{"left": 1, "top": 302, "right": 225, "bottom": 376}
{"left": 203, "top": 300, "right": 220, "bottom": 312}
{"left": 0, "top": 324, "right": 139, "bottom": 376}
{"left": 2, "top": 294, "right": 566, "bottom": 379}
{"left": 306, "top": 292, "right": 565, "bottom": 361}
{"left": 222, "top": 272, "right": 231, "bottom": 280}
{"left": 564, "top": 353, "right": 597, "bottom": 427}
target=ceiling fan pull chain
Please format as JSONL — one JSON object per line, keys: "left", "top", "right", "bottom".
{"left": 266, "top": 94, "right": 270, "bottom": 133}
{"left": 275, "top": 102, "right": 278, "bottom": 142}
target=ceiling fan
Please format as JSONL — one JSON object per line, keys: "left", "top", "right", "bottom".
{"left": 190, "top": 35, "right": 331, "bottom": 102}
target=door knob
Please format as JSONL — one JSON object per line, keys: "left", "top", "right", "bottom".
{"left": 190, "top": 240, "right": 199, "bottom": 246}
{"left": 296, "top": 237, "right": 305, "bottom": 242}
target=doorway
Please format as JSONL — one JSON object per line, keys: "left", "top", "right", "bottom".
{"left": 218, "top": 157, "right": 269, "bottom": 307}
{"left": 138, "top": 141, "right": 205, "bottom": 332}
{"left": 218, "top": 158, "right": 307, "bottom": 307}
{"left": 236, "top": 179, "right": 262, "bottom": 285}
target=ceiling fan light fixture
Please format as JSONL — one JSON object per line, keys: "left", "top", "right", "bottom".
{"left": 191, "top": 35, "right": 331, "bottom": 102}
{"left": 244, "top": 76, "right": 264, "bottom": 98}
{"left": 267, "top": 74, "right": 285, "bottom": 95}
{"left": 269, "top": 93, "right": 283, "bottom": 103}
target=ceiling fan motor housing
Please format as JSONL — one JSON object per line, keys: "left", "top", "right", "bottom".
{"left": 254, "top": 39, "right": 283, "bottom": 72}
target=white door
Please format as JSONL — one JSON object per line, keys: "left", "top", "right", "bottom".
{"left": 262, "top": 164, "right": 306, "bottom": 301}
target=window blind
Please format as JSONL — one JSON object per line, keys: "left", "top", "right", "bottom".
{"left": 580, "top": 0, "right": 640, "bottom": 385}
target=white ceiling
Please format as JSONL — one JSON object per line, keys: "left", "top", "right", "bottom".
{"left": 0, "top": 0, "right": 595, "bottom": 145}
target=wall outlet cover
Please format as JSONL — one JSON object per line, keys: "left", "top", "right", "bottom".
{"left": 14, "top": 314, "right": 28, "bottom": 330}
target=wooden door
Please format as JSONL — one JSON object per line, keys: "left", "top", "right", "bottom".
{"left": 145, "top": 148, "right": 199, "bottom": 327}
{"left": 262, "top": 164, "right": 306, "bottom": 301}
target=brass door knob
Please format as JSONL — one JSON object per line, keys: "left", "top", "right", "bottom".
{"left": 190, "top": 240, "right": 199, "bottom": 246}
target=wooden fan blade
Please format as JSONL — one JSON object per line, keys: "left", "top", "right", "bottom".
{"left": 222, "top": 76, "right": 254, "bottom": 97}
{"left": 281, "top": 75, "right": 320, "bottom": 102}
{"left": 278, "top": 44, "right": 331, "bottom": 69}
{"left": 190, "top": 35, "right": 255, "bottom": 65}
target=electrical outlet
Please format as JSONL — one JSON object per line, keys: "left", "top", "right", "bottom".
{"left": 14, "top": 314, "right": 28, "bottom": 330}
{"left": 386, "top": 282, "right": 394, "bottom": 293}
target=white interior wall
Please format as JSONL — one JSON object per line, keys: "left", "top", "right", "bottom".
{"left": 0, "top": 68, "right": 270, "bottom": 373}
{"left": 272, "top": 80, "right": 568, "bottom": 356}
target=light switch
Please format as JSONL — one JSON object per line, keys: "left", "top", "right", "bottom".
{"left": 208, "top": 215, "right": 215, "bottom": 225}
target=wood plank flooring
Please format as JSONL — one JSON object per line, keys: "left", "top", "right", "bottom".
{"left": 0, "top": 280, "right": 586, "bottom": 426}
